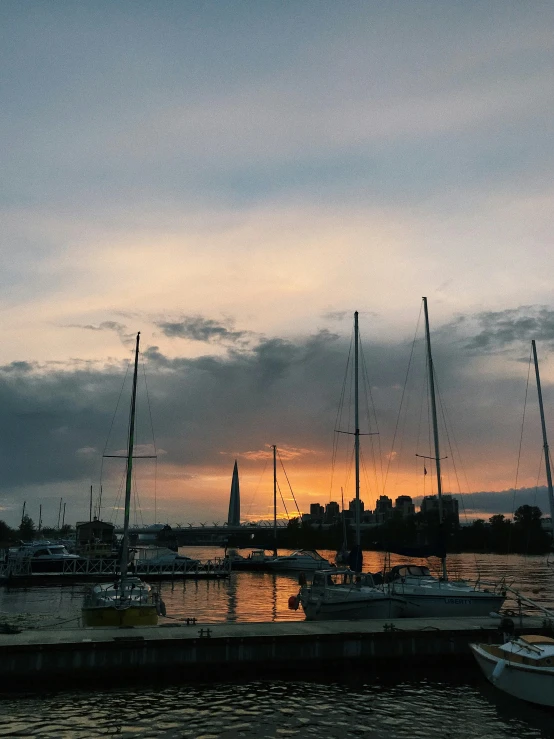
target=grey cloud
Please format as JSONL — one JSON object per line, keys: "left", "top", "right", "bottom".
{"left": 155, "top": 316, "right": 249, "bottom": 345}
{"left": 0, "top": 360, "right": 37, "bottom": 374}
{"left": 414, "top": 488, "right": 551, "bottom": 518}
{"left": 68, "top": 321, "right": 135, "bottom": 346}
{"left": 463, "top": 306, "right": 554, "bottom": 352}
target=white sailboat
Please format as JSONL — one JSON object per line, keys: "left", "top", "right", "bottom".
{"left": 387, "top": 298, "right": 506, "bottom": 617}
{"left": 82, "top": 332, "right": 161, "bottom": 627}
{"left": 298, "top": 312, "right": 406, "bottom": 620}
{"left": 471, "top": 340, "right": 554, "bottom": 705}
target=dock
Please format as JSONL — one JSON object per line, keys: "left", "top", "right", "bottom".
{"left": 1, "top": 615, "right": 552, "bottom": 688}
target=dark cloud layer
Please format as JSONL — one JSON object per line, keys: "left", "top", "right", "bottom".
{"left": 1, "top": 306, "right": 553, "bottom": 525}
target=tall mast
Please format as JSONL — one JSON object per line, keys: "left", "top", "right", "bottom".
{"left": 272, "top": 444, "right": 277, "bottom": 556}
{"left": 354, "top": 311, "right": 361, "bottom": 550}
{"left": 120, "top": 332, "right": 140, "bottom": 586}
{"left": 532, "top": 341, "right": 554, "bottom": 530}
{"left": 422, "top": 297, "right": 447, "bottom": 581}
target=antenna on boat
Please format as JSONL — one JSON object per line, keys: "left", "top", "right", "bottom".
{"left": 273, "top": 444, "right": 277, "bottom": 556}
{"left": 532, "top": 341, "right": 554, "bottom": 531}
{"left": 422, "top": 297, "right": 448, "bottom": 581}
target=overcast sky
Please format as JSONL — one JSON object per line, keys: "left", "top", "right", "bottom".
{"left": 2, "top": 2, "right": 554, "bottom": 527}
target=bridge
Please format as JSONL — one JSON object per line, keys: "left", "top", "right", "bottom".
{"left": 116, "top": 523, "right": 289, "bottom": 546}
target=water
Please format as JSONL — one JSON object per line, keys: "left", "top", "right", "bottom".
{"left": 1, "top": 550, "right": 554, "bottom": 737}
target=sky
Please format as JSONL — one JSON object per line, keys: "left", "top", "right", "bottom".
{"left": 2, "top": 2, "right": 554, "bottom": 528}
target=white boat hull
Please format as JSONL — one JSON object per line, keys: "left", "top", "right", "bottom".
{"left": 471, "top": 643, "right": 554, "bottom": 707}
{"left": 396, "top": 590, "right": 505, "bottom": 618}
{"left": 302, "top": 594, "right": 405, "bottom": 621}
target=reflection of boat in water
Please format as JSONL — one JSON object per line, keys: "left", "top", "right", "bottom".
{"left": 82, "top": 332, "right": 161, "bottom": 627}
{"left": 471, "top": 636, "right": 554, "bottom": 707}
{"left": 268, "top": 549, "right": 330, "bottom": 572}
{"left": 386, "top": 564, "right": 505, "bottom": 618}
{"left": 298, "top": 569, "right": 406, "bottom": 620}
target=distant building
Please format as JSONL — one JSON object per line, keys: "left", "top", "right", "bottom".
{"left": 325, "top": 501, "right": 340, "bottom": 522}
{"left": 75, "top": 518, "right": 116, "bottom": 556}
{"left": 348, "top": 498, "right": 365, "bottom": 520}
{"left": 310, "top": 503, "right": 325, "bottom": 521}
{"left": 395, "top": 495, "right": 415, "bottom": 518}
{"left": 420, "top": 494, "right": 459, "bottom": 525}
{"left": 375, "top": 495, "right": 393, "bottom": 524}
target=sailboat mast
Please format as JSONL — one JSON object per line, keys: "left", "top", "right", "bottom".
{"left": 120, "top": 332, "right": 140, "bottom": 586}
{"left": 273, "top": 444, "right": 277, "bottom": 556}
{"left": 354, "top": 311, "right": 361, "bottom": 549}
{"left": 422, "top": 297, "right": 447, "bottom": 581}
{"left": 532, "top": 340, "right": 554, "bottom": 529}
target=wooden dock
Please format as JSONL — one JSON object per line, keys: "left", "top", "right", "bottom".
{"left": 1, "top": 615, "right": 552, "bottom": 688}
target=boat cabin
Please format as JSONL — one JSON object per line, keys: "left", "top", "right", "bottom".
{"left": 76, "top": 519, "right": 117, "bottom": 557}
{"left": 312, "top": 570, "right": 377, "bottom": 589}
{"left": 385, "top": 565, "right": 432, "bottom": 582}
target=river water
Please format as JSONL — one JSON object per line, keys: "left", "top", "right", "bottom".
{"left": 1, "top": 549, "right": 554, "bottom": 738}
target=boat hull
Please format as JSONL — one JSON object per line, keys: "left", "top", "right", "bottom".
{"left": 398, "top": 591, "right": 505, "bottom": 618}
{"left": 302, "top": 596, "right": 405, "bottom": 621}
{"left": 82, "top": 604, "right": 158, "bottom": 627}
{"left": 471, "top": 643, "right": 554, "bottom": 707}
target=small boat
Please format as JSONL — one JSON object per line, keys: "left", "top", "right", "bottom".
{"left": 297, "top": 569, "right": 406, "bottom": 620}
{"left": 386, "top": 564, "right": 505, "bottom": 618}
{"left": 268, "top": 549, "right": 330, "bottom": 571}
{"left": 82, "top": 333, "right": 161, "bottom": 627}
{"left": 470, "top": 635, "right": 554, "bottom": 707}
{"left": 8, "top": 541, "right": 82, "bottom": 573}
{"left": 470, "top": 341, "right": 554, "bottom": 706}
{"left": 134, "top": 546, "right": 199, "bottom": 568}
{"left": 225, "top": 548, "right": 275, "bottom": 571}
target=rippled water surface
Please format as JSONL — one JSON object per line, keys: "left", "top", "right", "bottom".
{"left": 1, "top": 550, "right": 554, "bottom": 737}
{"left": 1, "top": 673, "right": 553, "bottom": 738}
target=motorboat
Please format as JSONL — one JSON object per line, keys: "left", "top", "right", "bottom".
{"left": 134, "top": 546, "right": 199, "bottom": 568}
{"left": 267, "top": 549, "right": 330, "bottom": 572}
{"left": 470, "top": 635, "right": 554, "bottom": 707}
{"left": 296, "top": 569, "right": 406, "bottom": 620}
{"left": 8, "top": 541, "right": 82, "bottom": 573}
{"left": 225, "top": 548, "right": 275, "bottom": 571}
{"left": 385, "top": 564, "right": 505, "bottom": 617}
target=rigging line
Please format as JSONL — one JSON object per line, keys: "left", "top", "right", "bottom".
{"left": 329, "top": 332, "right": 353, "bottom": 499}
{"left": 277, "top": 479, "right": 290, "bottom": 520}
{"left": 99, "top": 358, "right": 132, "bottom": 501}
{"left": 245, "top": 457, "right": 269, "bottom": 517}
{"left": 382, "top": 305, "right": 423, "bottom": 495}
{"left": 512, "top": 347, "right": 533, "bottom": 520}
{"left": 278, "top": 452, "right": 302, "bottom": 517}
{"left": 359, "top": 334, "right": 384, "bottom": 494}
{"left": 141, "top": 356, "right": 158, "bottom": 524}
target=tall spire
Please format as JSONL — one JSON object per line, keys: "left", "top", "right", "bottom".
{"left": 227, "top": 460, "right": 241, "bottom": 526}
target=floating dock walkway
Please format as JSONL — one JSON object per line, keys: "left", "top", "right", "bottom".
{"left": 1, "top": 615, "right": 552, "bottom": 687}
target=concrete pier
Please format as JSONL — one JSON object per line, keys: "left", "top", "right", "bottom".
{"left": 1, "top": 615, "right": 552, "bottom": 687}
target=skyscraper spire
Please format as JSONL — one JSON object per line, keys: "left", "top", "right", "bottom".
{"left": 227, "top": 460, "right": 240, "bottom": 526}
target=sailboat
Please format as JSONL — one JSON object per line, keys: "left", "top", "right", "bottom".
{"left": 386, "top": 298, "right": 506, "bottom": 617}
{"left": 82, "top": 332, "right": 160, "bottom": 627}
{"left": 297, "top": 312, "right": 406, "bottom": 620}
{"left": 470, "top": 340, "right": 554, "bottom": 706}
